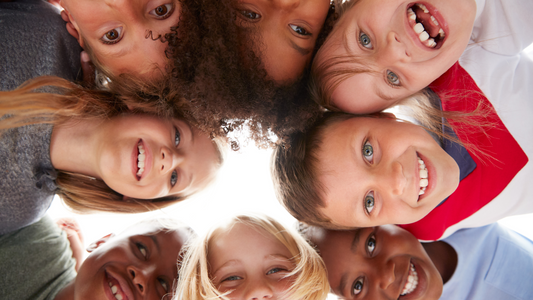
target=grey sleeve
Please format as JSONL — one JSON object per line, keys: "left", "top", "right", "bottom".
{"left": 0, "top": 215, "right": 77, "bottom": 300}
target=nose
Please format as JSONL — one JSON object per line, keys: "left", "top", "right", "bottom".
{"left": 127, "top": 265, "right": 155, "bottom": 295}
{"left": 159, "top": 147, "right": 184, "bottom": 175}
{"left": 380, "top": 161, "right": 406, "bottom": 196}
{"left": 378, "top": 260, "right": 396, "bottom": 291}
{"left": 245, "top": 278, "right": 274, "bottom": 300}
{"left": 380, "top": 31, "right": 410, "bottom": 64}
{"left": 270, "top": 0, "right": 300, "bottom": 10}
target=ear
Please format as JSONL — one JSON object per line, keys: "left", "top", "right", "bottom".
{"left": 59, "top": 4, "right": 85, "bottom": 48}
{"left": 86, "top": 233, "right": 114, "bottom": 253}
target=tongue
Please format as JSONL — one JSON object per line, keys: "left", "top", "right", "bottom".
{"left": 412, "top": 6, "right": 440, "bottom": 37}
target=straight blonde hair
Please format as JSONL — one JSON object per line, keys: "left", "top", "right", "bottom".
{"left": 174, "top": 214, "right": 329, "bottom": 300}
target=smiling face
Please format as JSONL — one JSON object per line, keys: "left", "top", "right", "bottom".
{"left": 93, "top": 114, "right": 220, "bottom": 200}
{"left": 235, "top": 0, "right": 331, "bottom": 82}
{"left": 208, "top": 222, "right": 295, "bottom": 299}
{"left": 60, "top": 0, "right": 181, "bottom": 78}
{"left": 316, "top": 116, "right": 459, "bottom": 227}
{"left": 314, "top": 0, "right": 476, "bottom": 113}
{"left": 74, "top": 221, "right": 191, "bottom": 300}
{"left": 308, "top": 225, "right": 443, "bottom": 299}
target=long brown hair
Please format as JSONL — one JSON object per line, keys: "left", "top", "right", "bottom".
{"left": 0, "top": 76, "right": 224, "bottom": 214}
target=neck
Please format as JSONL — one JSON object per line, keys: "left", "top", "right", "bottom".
{"left": 50, "top": 118, "right": 102, "bottom": 179}
{"left": 422, "top": 241, "right": 458, "bottom": 284}
{"left": 54, "top": 280, "right": 75, "bottom": 300}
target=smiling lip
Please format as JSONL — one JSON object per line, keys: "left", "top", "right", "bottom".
{"left": 104, "top": 270, "right": 134, "bottom": 300}
{"left": 131, "top": 139, "right": 152, "bottom": 182}
{"left": 404, "top": 2, "right": 448, "bottom": 51}
{"left": 416, "top": 153, "right": 435, "bottom": 203}
{"left": 398, "top": 259, "right": 428, "bottom": 300}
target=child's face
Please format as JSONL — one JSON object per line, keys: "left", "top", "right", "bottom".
{"left": 315, "top": 0, "right": 476, "bottom": 113}
{"left": 93, "top": 114, "right": 220, "bottom": 200}
{"left": 60, "top": 0, "right": 181, "bottom": 78}
{"left": 74, "top": 222, "right": 191, "bottom": 300}
{"left": 208, "top": 222, "right": 295, "bottom": 299}
{"left": 308, "top": 225, "right": 443, "bottom": 299}
{"left": 316, "top": 116, "right": 459, "bottom": 227}
{"left": 235, "top": 0, "right": 331, "bottom": 82}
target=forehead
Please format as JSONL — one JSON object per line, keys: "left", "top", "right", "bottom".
{"left": 118, "top": 222, "right": 190, "bottom": 247}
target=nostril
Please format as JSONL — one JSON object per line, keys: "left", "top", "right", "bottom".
{"left": 130, "top": 270, "right": 135, "bottom": 277}
{"left": 395, "top": 36, "right": 400, "bottom": 42}
{"left": 137, "top": 284, "right": 144, "bottom": 292}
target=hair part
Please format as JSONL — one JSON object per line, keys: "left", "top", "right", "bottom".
{"left": 174, "top": 214, "right": 329, "bottom": 300}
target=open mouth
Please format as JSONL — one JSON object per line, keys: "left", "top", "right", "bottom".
{"left": 136, "top": 140, "right": 146, "bottom": 179}
{"left": 417, "top": 155, "right": 428, "bottom": 197}
{"left": 400, "top": 263, "right": 419, "bottom": 297}
{"left": 106, "top": 272, "right": 128, "bottom": 300}
{"left": 407, "top": 3, "right": 446, "bottom": 49}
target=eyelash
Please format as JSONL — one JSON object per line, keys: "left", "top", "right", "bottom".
{"left": 150, "top": 3, "right": 174, "bottom": 20}
{"left": 101, "top": 27, "right": 123, "bottom": 45}
{"left": 289, "top": 24, "right": 311, "bottom": 36}
{"left": 358, "top": 31, "right": 373, "bottom": 49}
{"left": 386, "top": 70, "right": 401, "bottom": 87}
{"left": 222, "top": 275, "right": 242, "bottom": 282}
{"left": 136, "top": 242, "right": 148, "bottom": 258}
{"left": 239, "top": 9, "right": 261, "bottom": 21}
{"left": 158, "top": 277, "right": 169, "bottom": 292}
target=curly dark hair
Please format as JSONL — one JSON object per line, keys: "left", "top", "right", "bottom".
{"left": 164, "top": 0, "right": 336, "bottom": 149}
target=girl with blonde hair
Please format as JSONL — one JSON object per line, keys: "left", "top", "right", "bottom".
{"left": 175, "top": 214, "right": 329, "bottom": 300}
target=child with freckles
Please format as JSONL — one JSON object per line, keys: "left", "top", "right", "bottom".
{"left": 303, "top": 222, "right": 533, "bottom": 300}
{"left": 0, "top": 215, "right": 194, "bottom": 300}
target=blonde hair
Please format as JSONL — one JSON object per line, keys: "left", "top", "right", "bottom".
{"left": 0, "top": 76, "right": 225, "bottom": 214}
{"left": 174, "top": 214, "right": 329, "bottom": 300}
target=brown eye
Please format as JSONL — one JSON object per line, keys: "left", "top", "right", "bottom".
{"left": 155, "top": 5, "right": 168, "bottom": 16}
{"left": 150, "top": 4, "right": 173, "bottom": 19}
{"left": 101, "top": 27, "right": 123, "bottom": 44}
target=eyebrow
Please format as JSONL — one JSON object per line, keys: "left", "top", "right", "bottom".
{"left": 375, "top": 85, "right": 398, "bottom": 102}
{"left": 350, "top": 228, "right": 363, "bottom": 252}
{"left": 150, "top": 235, "right": 161, "bottom": 253}
{"left": 288, "top": 39, "right": 312, "bottom": 56}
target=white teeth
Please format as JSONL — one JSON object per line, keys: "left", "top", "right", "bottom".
{"left": 407, "top": 8, "right": 416, "bottom": 21}
{"left": 430, "top": 15, "right": 439, "bottom": 26}
{"left": 416, "top": 3, "right": 429, "bottom": 13}
{"left": 137, "top": 143, "right": 145, "bottom": 177}
{"left": 413, "top": 22, "right": 424, "bottom": 34}
{"left": 420, "top": 178, "right": 428, "bottom": 187}
{"left": 418, "top": 31, "right": 429, "bottom": 42}
{"left": 401, "top": 263, "right": 419, "bottom": 296}
{"left": 111, "top": 285, "right": 118, "bottom": 294}
{"left": 425, "top": 38, "right": 436, "bottom": 48}
{"left": 439, "top": 28, "right": 445, "bottom": 39}
{"left": 115, "top": 294, "right": 123, "bottom": 300}
{"left": 418, "top": 156, "right": 428, "bottom": 195}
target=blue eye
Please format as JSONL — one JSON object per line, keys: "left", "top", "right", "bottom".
{"left": 386, "top": 70, "right": 401, "bottom": 86}
{"left": 359, "top": 32, "right": 372, "bottom": 49}
{"left": 362, "top": 141, "right": 373, "bottom": 163}
{"left": 364, "top": 191, "right": 374, "bottom": 214}
{"left": 289, "top": 24, "right": 311, "bottom": 36}
{"left": 266, "top": 267, "right": 285, "bottom": 275}
{"left": 222, "top": 275, "right": 242, "bottom": 282}
{"left": 353, "top": 277, "right": 364, "bottom": 295}
{"left": 174, "top": 127, "right": 181, "bottom": 147}
{"left": 170, "top": 170, "right": 178, "bottom": 187}
{"left": 366, "top": 234, "right": 376, "bottom": 254}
